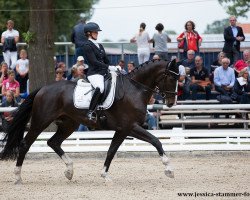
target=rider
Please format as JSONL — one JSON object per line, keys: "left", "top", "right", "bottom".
{"left": 82, "top": 22, "right": 117, "bottom": 121}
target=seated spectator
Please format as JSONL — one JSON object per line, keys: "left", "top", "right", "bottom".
{"left": 0, "top": 62, "right": 9, "bottom": 88}
{"left": 55, "top": 68, "right": 65, "bottom": 81}
{"left": 145, "top": 95, "right": 159, "bottom": 130}
{"left": 234, "top": 49, "right": 250, "bottom": 76}
{"left": 231, "top": 67, "right": 250, "bottom": 104}
{"left": 15, "top": 49, "right": 29, "bottom": 93}
{"left": 2, "top": 70, "right": 20, "bottom": 103}
{"left": 210, "top": 51, "right": 225, "bottom": 85}
{"left": 72, "top": 56, "right": 88, "bottom": 74}
{"left": 190, "top": 56, "right": 211, "bottom": 100}
{"left": 67, "top": 66, "right": 78, "bottom": 81}
{"left": 1, "top": 90, "right": 18, "bottom": 132}
{"left": 116, "top": 59, "right": 127, "bottom": 74}
{"left": 214, "top": 57, "right": 235, "bottom": 96}
{"left": 127, "top": 61, "right": 135, "bottom": 73}
{"left": 152, "top": 54, "right": 160, "bottom": 60}
{"left": 56, "top": 62, "right": 67, "bottom": 78}
{"left": 180, "top": 50, "right": 195, "bottom": 76}
{"left": 77, "top": 65, "right": 86, "bottom": 79}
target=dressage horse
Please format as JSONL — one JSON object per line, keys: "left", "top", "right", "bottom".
{"left": 0, "top": 59, "right": 179, "bottom": 184}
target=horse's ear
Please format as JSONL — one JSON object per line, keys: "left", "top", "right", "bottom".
{"left": 168, "top": 59, "right": 178, "bottom": 73}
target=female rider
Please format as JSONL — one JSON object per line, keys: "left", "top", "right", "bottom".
{"left": 82, "top": 22, "right": 117, "bottom": 121}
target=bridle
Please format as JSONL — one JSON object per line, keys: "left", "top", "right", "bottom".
{"left": 128, "top": 62, "right": 180, "bottom": 99}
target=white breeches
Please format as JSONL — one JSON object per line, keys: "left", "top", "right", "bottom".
{"left": 3, "top": 50, "right": 17, "bottom": 69}
{"left": 137, "top": 48, "right": 150, "bottom": 65}
{"left": 87, "top": 74, "right": 104, "bottom": 93}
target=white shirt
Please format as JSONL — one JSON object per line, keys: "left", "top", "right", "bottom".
{"left": 16, "top": 58, "right": 29, "bottom": 74}
{"left": 1, "top": 29, "right": 19, "bottom": 39}
{"left": 134, "top": 31, "right": 150, "bottom": 50}
{"left": 179, "top": 65, "right": 186, "bottom": 83}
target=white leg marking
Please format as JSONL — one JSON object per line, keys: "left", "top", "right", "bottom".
{"left": 101, "top": 166, "right": 112, "bottom": 183}
{"left": 62, "top": 154, "right": 74, "bottom": 180}
{"left": 14, "top": 166, "right": 22, "bottom": 185}
{"left": 161, "top": 155, "right": 174, "bottom": 178}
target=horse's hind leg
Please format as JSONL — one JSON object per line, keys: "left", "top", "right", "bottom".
{"left": 47, "top": 117, "right": 79, "bottom": 180}
{"left": 101, "top": 131, "right": 126, "bottom": 181}
{"left": 130, "top": 124, "right": 174, "bottom": 178}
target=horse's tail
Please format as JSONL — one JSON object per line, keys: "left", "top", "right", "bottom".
{"left": 0, "top": 88, "right": 41, "bottom": 160}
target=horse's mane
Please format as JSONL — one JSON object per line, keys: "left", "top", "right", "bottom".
{"left": 124, "top": 59, "right": 168, "bottom": 78}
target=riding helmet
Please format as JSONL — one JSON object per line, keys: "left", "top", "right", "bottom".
{"left": 84, "top": 22, "right": 102, "bottom": 33}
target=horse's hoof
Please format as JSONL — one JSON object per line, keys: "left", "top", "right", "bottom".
{"left": 14, "top": 178, "right": 23, "bottom": 185}
{"left": 165, "top": 169, "right": 174, "bottom": 178}
{"left": 64, "top": 169, "right": 73, "bottom": 180}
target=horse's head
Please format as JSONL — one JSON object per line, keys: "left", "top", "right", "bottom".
{"left": 156, "top": 59, "right": 179, "bottom": 107}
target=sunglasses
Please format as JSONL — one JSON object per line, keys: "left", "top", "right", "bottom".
{"left": 56, "top": 72, "right": 63, "bottom": 74}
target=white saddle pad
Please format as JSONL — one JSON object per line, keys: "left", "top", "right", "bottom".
{"left": 73, "top": 72, "right": 117, "bottom": 109}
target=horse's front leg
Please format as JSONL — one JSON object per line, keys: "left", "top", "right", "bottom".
{"left": 101, "top": 131, "right": 126, "bottom": 182}
{"left": 131, "top": 124, "right": 174, "bottom": 178}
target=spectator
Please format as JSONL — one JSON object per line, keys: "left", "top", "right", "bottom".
{"left": 1, "top": 20, "right": 19, "bottom": 70}
{"left": 77, "top": 65, "right": 86, "bottom": 79}
{"left": 56, "top": 62, "right": 67, "bottom": 78}
{"left": 67, "top": 66, "right": 79, "bottom": 81}
{"left": 231, "top": 67, "right": 250, "bottom": 104}
{"left": 223, "top": 16, "right": 245, "bottom": 65}
{"left": 177, "top": 20, "right": 202, "bottom": 58}
{"left": 127, "top": 61, "right": 135, "bottom": 73}
{"left": 130, "top": 22, "right": 150, "bottom": 64}
{"left": 0, "top": 62, "right": 9, "bottom": 88}
{"left": 190, "top": 56, "right": 211, "bottom": 100}
{"left": 15, "top": 49, "right": 29, "bottom": 93}
{"left": 152, "top": 54, "right": 160, "bottom": 61}
{"left": 2, "top": 70, "right": 20, "bottom": 103}
{"left": 72, "top": 56, "right": 89, "bottom": 74}
{"left": 177, "top": 63, "right": 187, "bottom": 100}
{"left": 71, "top": 18, "right": 87, "bottom": 61}
{"left": 150, "top": 23, "right": 171, "bottom": 60}
{"left": 214, "top": 57, "right": 235, "bottom": 96}
{"left": 234, "top": 49, "right": 250, "bottom": 76}
{"left": 145, "top": 95, "right": 159, "bottom": 130}
{"left": 1, "top": 90, "right": 18, "bottom": 132}
{"left": 116, "top": 59, "right": 127, "bottom": 74}
{"left": 55, "top": 68, "right": 65, "bottom": 81}
{"left": 210, "top": 52, "right": 226, "bottom": 84}
{"left": 180, "top": 50, "right": 195, "bottom": 75}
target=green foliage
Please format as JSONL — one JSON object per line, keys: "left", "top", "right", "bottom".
{"left": 218, "top": 0, "right": 250, "bottom": 18}
{"left": 165, "top": 30, "right": 177, "bottom": 35}
{"left": 204, "top": 19, "right": 229, "bottom": 34}
{"left": 0, "top": 0, "right": 99, "bottom": 42}
{"left": 22, "top": 30, "right": 35, "bottom": 44}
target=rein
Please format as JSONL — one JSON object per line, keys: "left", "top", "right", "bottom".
{"left": 127, "top": 66, "right": 179, "bottom": 99}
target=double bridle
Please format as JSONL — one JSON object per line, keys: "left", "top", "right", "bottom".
{"left": 128, "top": 63, "right": 180, "bottom": 99}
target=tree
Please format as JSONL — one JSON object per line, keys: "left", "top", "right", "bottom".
{"left": 218, "top": 0, "right": 250, "bottom": 18}
{"left": 204, "top": 19, "right": 228, "bottom": 34}
{"left": 0, "top": 0, "right": 99, "bottom": 42}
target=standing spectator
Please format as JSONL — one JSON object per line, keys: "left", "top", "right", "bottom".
{"left": 190, "top": 56, "right": 211, "bottom": 100}
{"left": 130, "top": 23, "right": 150, "bottom": 64}
{"left": 0, "top": 62, "right": 9, "bottom": 88}
{"left": 2, "top": 70, "right": 20, "bottom": 103}
{"left": 127, "top": 61, "right": 135, "bottom": 73}
{"left": 177, "top": 20, "right": 202, "bottom": 58}
{"left": 223, "top": 16, "right": 245, "bottom": 65}
{"left": 150, "top": 23, "right": 171, "bottom": 60}
{"left": 1, "top": 20, "right": 19, "bottom": 70}
{"left": 214, "top": 57, "right": 235, "bottom": 96}
{"left": 234, "top": 49, "right": 250, "bottom": 76}
{"left": 1, "top": 90, "right": 18, "bottom": 132}
{"left": 15, "top": 49, "right": 29, "bottom": 93}
{"left": 231, "top": 68, "right": 250, "bottom": 104}
{"left": 71, "top": 18, "right": 87, "bottom": 61}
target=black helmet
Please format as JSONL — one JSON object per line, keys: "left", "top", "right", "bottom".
{"left": 84, "top": 22, "right": 102, "bottom": 33}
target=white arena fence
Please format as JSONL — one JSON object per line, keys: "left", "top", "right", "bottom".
{"left": 1, "top": 129, "right": 250, "bottom": 152}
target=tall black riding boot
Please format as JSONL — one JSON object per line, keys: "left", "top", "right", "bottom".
{"left": 87, "top": 87, "right": 102, "bottom": 120}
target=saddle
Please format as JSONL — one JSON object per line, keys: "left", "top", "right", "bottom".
{"left": 73, "top": 72, "right": 117, "bottom": 109}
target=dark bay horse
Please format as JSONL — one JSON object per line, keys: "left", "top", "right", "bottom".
{"left": 0, "top": 59, "right": 179, "bottom": 184}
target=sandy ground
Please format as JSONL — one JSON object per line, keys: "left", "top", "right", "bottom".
{"left": 0, "top": 152, "right": 250, "bottom": 200}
